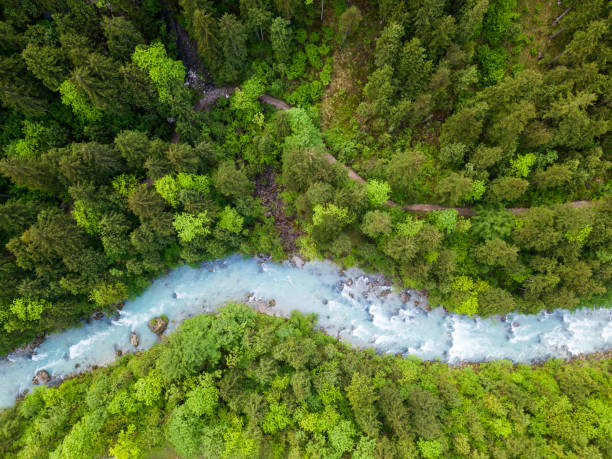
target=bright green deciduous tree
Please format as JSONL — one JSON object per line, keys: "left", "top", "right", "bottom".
{"left": 108, "top": 425, "right": 142, "bottom": 459}
{"left": 366, "top": 179, "right": 391, "bottom": 206}
{"left": 2, "top": 298, "right": 51, "bottom": 332}
{"left": 132, "top": 42, "right": 185, "bottom": 103}
{"left": 173, "top": 212, "right": 211, "bottom": 242}
{"left": 59, "top": 80, "right": 102, "bottom": 122}
{"left": 217, "top": 206, "right": 244, "bottom": 234}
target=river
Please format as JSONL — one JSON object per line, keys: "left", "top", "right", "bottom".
{"left": 0, "top": 255, "right": 610, "bottom": 408}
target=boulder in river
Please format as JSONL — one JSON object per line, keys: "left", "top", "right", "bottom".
{"left": 268, "top": 299, "right": 276, "bottom": 307}
{"left": 130, "top": 332, "right": 139, "bottom": 347}
{"left": 32, "top": 369, "right": 50, "bottom": 385}
{"left": 115, "top": 349, "right": 123, "bottom": 357}
{"left": 148, "top": 316, "right": 168, "bottom": 336}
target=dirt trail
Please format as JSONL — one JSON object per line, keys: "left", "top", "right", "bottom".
{"left": 190, "top": 88, "right": 597, "bottom": 216}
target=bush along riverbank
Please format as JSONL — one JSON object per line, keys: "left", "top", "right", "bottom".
{"left": 1, "top": 303, "right": 610, "bottom": 459}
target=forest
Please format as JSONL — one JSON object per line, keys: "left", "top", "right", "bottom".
{"left": 0, "top": 0, "right": 611, "bottom": 457}
{"left": 1, "top": 304, "right": 611, "bottom": 458}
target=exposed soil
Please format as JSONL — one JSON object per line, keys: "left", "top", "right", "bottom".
{"left": 194, "top": 86, "right": 237, "bottom": 111}
{"left": 255, "top": 168, "right": 303, "bottom": 254}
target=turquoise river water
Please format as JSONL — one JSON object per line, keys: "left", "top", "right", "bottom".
{"left": 1, "top": 255, "right": 611, "bottom": 407}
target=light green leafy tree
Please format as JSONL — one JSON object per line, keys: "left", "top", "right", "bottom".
{"left": 155, "top": 173, "right": 210, "bottom": 207}
{"left": 230, "top": 76, "right": 265, "bottom": 122}
{"left": 134, "top": 370, "right": 165, "bottom": 407}
{"left": 73, "top": 200, "right": 103, "bottom": 235}
{"left": 173, "top": 212, "right": 211, "bottom": 242}
{"left": 396, "top": 215, "right": 424, "bottom": 237}
{"left": 217, "top": 206, "right": 244, "bottom": 234}
{"left": 510, "top": 153, "right": 537, "bottom": 178}
{"left": 154, "top": 175, "right": 182, "bottom": 207}
{"left": 2, "top": 297, "right": 52, "bottom": 332}
{"left": 450, "top": 275, "right": 489, "bottom": 315}
{"left": 58, "top": 80, "right": 102, "bottom": 122}
{"left": 112, "top": 174, "right": 140, "bottom": 198}
{"left": 430, "top": 209, "right": 458, "bottom": 234}
{"left": 185, "top": 375, "right": 219, "bottom": 417}
{"left": 417, "top": 439, "right": 443, "bottom": 459}
{"left": 366, "top": 179, "right": 391, "bottom": 206}
{"left": 108, "top": 425, "right": 141, "bottom": 459}
{"left": 131, "top": 42, "right": 185, "bottom": 103}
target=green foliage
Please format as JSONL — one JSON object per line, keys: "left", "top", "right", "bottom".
{"left": 430, "top": 209, "right": 458, "bottom": 234}
{"left": 213, "top": 161, "right": 253, "bottom": 199}
{"left": 471, "top": 208, "right": 515, "bottom": 240}
{"left": 59, "top": 80, "right": 102, "bottom": 121}
{"left": 482, "top": 0, "right": 518, "bottom": 46}
{"left": 476, "top": 45, "right": 508, "bottom": 85}
{"left": 112, "top": 174, "right": 140, "bottom": 198}
{"left": 361, "top": 210, "right": 392, "bottom": 239}
{"left": 131, "top": 42, "right": 185, "bottom": 103}
{"left": 450, "top": 275, "right": 489, "bottom": 315}
{"left": 2, "top": 297, "right": 51, "bottom": 332}
{"left": 173, "top": 212, "right": 211, "bottom": 242}
{"left": 311, "top": 203, "right": 352, "bottom": 242}
{"left": 510, "top": 153, "right": 537, "bottom": 178}
{"left": 90, "top": 282, "right": 129, "bottom": 308}
{"left": 108, "top": 425, "right": 142, "bottom": 459}
{"left": 73, "top": 200, "right": 103, "bottom": 235}
{"left": 396, "top": 215, "right": 424, "bottom": 237}
{"left": 366, "top": 179, "right": 391, "bottom": 206}
{"left": 217, "top": 206, "right": 244, "bottom": 234}
{"left": 270, "top": 17, "right": 292, "bottom": 64}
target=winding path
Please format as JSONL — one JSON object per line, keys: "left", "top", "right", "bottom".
{"left": 191, "top": 87, "right": 598, "bottom": 217}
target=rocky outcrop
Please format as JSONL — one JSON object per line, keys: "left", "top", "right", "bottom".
{"left": 148, "top": 316, "right": 168, "bottom": 336}
{"left": 130, "top": 332, "right": 139, "bottom": 347}
{"left": 32, "top": 369, "right": 50, "bottom": 385}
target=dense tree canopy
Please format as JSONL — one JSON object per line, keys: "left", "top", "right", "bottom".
{"left": 1, "top": 306, "right": 610, "bottom": 458}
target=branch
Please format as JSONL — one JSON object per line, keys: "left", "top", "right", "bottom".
{"left": 553, "top": 6, "right": 572, "bottom": 26}
{"left": 549, "top": 28, "right": 566, "bottom": 40}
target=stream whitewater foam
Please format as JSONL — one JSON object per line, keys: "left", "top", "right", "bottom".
{"left": 1, "top": 255, "right": 611, "bottom": 407}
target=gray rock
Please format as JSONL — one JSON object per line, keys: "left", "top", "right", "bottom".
{"left": 148, "top": 316, "right": 168, "bottom": 336}
{"left": 130, "top": 332, "right": 139, "bottom": 347}
{"left": 32, "top": 369, "right": 50, "bottom": 385}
